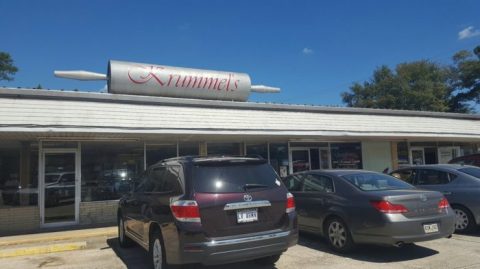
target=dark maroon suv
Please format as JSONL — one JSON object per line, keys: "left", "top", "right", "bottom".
{"left": 118, "top": 156, "right": 298, "bottom": 269}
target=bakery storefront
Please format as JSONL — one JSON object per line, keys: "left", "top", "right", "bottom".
{"left": 1, "top": 61, "right": 479, "bottom": 233}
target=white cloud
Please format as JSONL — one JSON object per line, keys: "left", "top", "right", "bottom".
{"left": 302, "top": 47, "right": 314, "bottom": 55}
{"left": 458, "top": 26, "right": 480, "bottom": 40}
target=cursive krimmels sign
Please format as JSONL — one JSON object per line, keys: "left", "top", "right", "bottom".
{"left": 54, "top": 60, "right": 280, "bottom": 101}
{"left": 108, "top": 60, "right": 252, "bottom": 101}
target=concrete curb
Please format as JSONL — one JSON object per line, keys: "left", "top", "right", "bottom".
{"left": 0, "top": 241, "right": 87, "bottom": 258}
{"left": 0, "top": 227, "right": 117, "bottom": 247}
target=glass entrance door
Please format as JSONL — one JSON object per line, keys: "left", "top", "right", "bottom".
{"left": 291, "top": 149, "right": 310, "bottom": 173}
{"left": 290, "top": 147, "right": 332, "bottom": 174}
{"left": 319, "top": 148, "right": 331, "bottom": 169}
{"left": 41, "top": 151, "right": 79, "bottom": 225}
{"left": 410, "top": 148, "right": 425, "bottom": 165}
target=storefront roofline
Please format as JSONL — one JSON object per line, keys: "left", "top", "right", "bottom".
{"left": 1, "top": 87, "right": 479, "bottom": 121}
{"left": 0, "top": 129, "right": 479, "bottom": 143}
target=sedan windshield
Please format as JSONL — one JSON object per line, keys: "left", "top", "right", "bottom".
{"left": 342, "top": 172, "right": 414, "bottom": 191}
{"left": 459, "top": 167, "right": 480, "bottom": 179}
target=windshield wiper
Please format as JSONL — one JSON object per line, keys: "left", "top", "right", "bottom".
{"left": 243, "top": 183, "right": 269, "bottom": 191}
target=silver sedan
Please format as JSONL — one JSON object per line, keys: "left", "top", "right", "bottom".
{"left": 283, "top": 170, "right": 455, "bottom": 252}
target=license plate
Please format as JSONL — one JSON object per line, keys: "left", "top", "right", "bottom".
{"left": 237, "top": 209, "right": 258, "bottom": 223}
{"left": 423, "top": 223, "right": 439, "bottom": 234}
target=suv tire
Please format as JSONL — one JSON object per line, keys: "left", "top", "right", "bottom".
{"left": 150, "top": 230, "right": 167, "bottom": 269}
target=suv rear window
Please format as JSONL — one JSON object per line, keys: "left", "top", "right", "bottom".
{"left": 193, "top": 162, "right": 280, "bottom": 193}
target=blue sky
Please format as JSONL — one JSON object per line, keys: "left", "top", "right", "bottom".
{"left": 1, "top": 0, "right": 479, "bottom": 106}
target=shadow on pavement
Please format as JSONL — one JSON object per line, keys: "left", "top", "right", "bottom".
{"left": 298, "top": 232, "right": 439, "bottom": 263}
{"left": 107, "top": 238, "right": 278, "bottom": 269}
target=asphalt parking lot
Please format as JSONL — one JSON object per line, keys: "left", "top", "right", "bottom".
{"left": 1, "top": 230, "right": 480, "bottom": 269}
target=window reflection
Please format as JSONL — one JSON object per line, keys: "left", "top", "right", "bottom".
{"left": 207, "top": 143, "right": 241, "bottom": 156}
{"left": 146, "top": 144, "right": 177, "bottom": 167}
{"left": 330, "top": 143, "right": 363, "bottom": 169}
{"left": 81, "top": 142, "right": 143, "bottom": 202}
{"left": 0, "top": 141, "right": 38, "bottom": 208}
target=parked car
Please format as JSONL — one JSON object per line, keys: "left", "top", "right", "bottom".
{"left": 118, "top": 156, "right": 298, "bottom": 269}
{"left": 391, "top": 164, "right": 480, "bottom": 233}
{"left": 448, "top": 153, "right": 480, "bottom": 167}
{"left": 44, "top": 172, "right": 76, "bottom": 207}
{"left": 283, "top": 170, "right": 455, "bottom": 252}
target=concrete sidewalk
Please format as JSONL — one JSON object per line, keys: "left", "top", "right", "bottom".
{"left": 0, "top": 226, "right": 117, "bottom": 258}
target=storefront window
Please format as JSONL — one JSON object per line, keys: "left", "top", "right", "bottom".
{"left": 246, "top": 143, "right": 268, "bottom": 159}
{"left": 330, "top": 143, "right": 362, "bottom": 169}
{"left": 207, "top": 143, "right": 241, "bottom": 156}
{"left": 179, "top": 142, "right": 199, "bottom": 156}
{"left": 397, "top": 142, "right": 410, "bottom": 167}
{"left": 454, "top": 142, "right": 478, "bottom": 156}
{"left": 0, "top": 141, "right": 38, "bottom": 208}
{"left": 269, "top": 143, "right": 289, "bottom": 177}
{"left": 146, "top": 143, "right": 177, "bottom": 167}
{"left": 81, "top": 142, "right": 144, "bottom": 202}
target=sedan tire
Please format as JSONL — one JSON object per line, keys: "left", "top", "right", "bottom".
{"left": 325, "top": 217, "right": 355, "bottom": 253}
{"left": 453, "top": 205, "right": 476, "bottom": 233}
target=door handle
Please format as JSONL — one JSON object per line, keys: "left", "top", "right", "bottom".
{"left": 442, "top": 191, "right": 452, "bottom": 195}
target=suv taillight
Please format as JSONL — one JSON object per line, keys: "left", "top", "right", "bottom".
{"left": 370, "top": 200, "right": 408, "bottom": 214}
{"left": 170, "top": 200, "right": 201, "bottom": 222}
{"left": 286, "top": 192, "right": 295, "bottom": 213}
{"left": 438, "top": 197, "right": 449, "bottom": 211}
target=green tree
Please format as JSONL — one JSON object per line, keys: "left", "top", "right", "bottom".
{"left": 342, "top": 60, "right": 456, "bottom": 112}
{"left": 449, "top": 46, "right": 480, "bottom": 111}
{"left": 0, "top": 52, "right": 18, "bottom": 81}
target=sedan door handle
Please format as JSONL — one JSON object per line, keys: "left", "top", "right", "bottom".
{"left": 442, "top": 191, "right": 452, "bottom": 195}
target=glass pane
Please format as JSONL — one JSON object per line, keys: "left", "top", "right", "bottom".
{"left": 207, "top": 143, "right": 241, "bottom": 156}
{"left": 397, "top": 142, "right": 410, "bottom": 167}
{"left": 193, "top": 162, "right": 279, "bottom": 193}
{"left": 42, "top": 141, "right": 78, "bottom": 148}
{"left": 424, "top": 148, "right": 438, "bottom": 164}
{"left": 179, "top": 142, "right": 199, "bottom": 156}
{"left": 290, "top": 142, "right": 328, "bottom": 148}
{"left": 0, "top": 141, "right": 38, "bottom": 208}
{"left": 269, "top": 143, "right": 289, "bottom": 177}
{"left": 81, "top": 142, "right": 144, "bottom": 202}
{"left": 44, "top": 153, "right": 75, "bottom": 223}
{"left": 320, "top": 149, "right": 330, "bottom": 169}
{"left": 342, "top": 173, "right": 414, "bottom": 191}
{"left": 412, "top": 150, "right": 424, "bottom": 165}
{"left": 417, "top": 169, "right": 450, "bottom": 185}
{"left": 292, "top": 150, "right": 310, "bottom": 173}
{"left": 246, "top": 143, "right": 268, "bottom": 159}
{"left": 146, "top": 144, "right": 177, "bottom": 166}
{"left": 310, "top": 148, "right": 320, "bottom": 170}
{"left": 331, "top": 143, "right": 363, "bottom": 169}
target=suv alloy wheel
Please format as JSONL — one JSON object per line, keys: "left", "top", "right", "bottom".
{"left": 150, "top": 230, "right": 167, "bottom": 269}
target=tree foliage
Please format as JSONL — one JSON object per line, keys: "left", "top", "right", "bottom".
{"left": 342, "top": 60, "right": 453, "bottom": 112}
{"left": 0, "top": 52, "right": 18, "bottom": 81}
{"left": 449, "top": 46, "right": 480, "bottom": 111}
{"left": 342, "top": 46, "right": 480, "bottom": 113}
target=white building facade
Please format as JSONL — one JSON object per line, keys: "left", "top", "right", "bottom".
{"left": 0, "top": 87, "right": 479, "bottom": 233}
